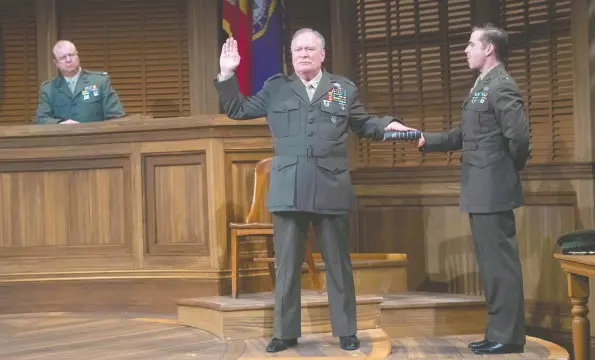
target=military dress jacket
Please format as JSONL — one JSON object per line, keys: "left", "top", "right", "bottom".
{"left": 214, "top": 71, "right": 397, "bottom": 214}
{"left": 421, "top": 64, "right": 531, "bottom": 213}
{"left": 34, "top": 68, "right": 126, "bottom": 124}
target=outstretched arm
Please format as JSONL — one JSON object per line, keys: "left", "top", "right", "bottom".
{"left": 419, "top": 127, "right": 463, "bottom": 153}
{"left": 349, "top": 88, "right": 413, "bottom": 140}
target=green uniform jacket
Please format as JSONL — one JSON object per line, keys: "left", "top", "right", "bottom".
{"left": 214, "top": 72, "right": 398, "bottom": 214}
{"left": 421, "top": 64, "right": 531, "bottom": 213}
{"left": 34, "top": 68, "right": 125, "bottom": 124}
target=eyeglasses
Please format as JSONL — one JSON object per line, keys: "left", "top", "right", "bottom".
{"left": 55, "top": 52, "right": 78, "bottom": 62}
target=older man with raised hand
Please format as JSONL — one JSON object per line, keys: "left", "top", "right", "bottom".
{"left": 214, "top": 28, "right": 412, "bottom": 353}
{"left": 34, "top": 40, "right": 125, "bottom": 124}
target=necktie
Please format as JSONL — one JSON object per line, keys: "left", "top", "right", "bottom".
{"left": 68, "top": 80, "right": 75, "bottom": 93}
{"left": 307, "top": 84, "right": 315, "bottom": 101}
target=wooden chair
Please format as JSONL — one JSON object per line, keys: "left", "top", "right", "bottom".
{"left": 228, "top": 157, "right": 322, "bottom": 299}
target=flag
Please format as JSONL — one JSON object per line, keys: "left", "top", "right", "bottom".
{"left": 251, "top": 0, "right": 284, "bottom": 94}
{"left": 222, "top": 0, "right": 252, "bottom": 95}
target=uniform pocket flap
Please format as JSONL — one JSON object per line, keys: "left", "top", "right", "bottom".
{"left": 86, "top": 96, "right": 102, "bottom": 103}
{"left": 462, "top": 151, "right": 506, "bottom": 168}
{"left": 320, "top": 102, "right": 348, "bottom": 115}
{"left": 464, "top": 101, "right": 489, "bottom": 112}
{"left": 316, "top": 158, "right": 349, "bottom": 174}
{"left": 271, "top": 99, "right": 299, "bottom": 112}
{"left": 272, "top": 156, "right": 298, "bottom": 171}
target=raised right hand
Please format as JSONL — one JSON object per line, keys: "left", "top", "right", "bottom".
{"left": 220, "top": 37, "right": 241, "bottom": 77}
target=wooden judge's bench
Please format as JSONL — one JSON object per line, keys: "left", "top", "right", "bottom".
{"left": 0, "top": 115, "right": 277, "bottom": 313}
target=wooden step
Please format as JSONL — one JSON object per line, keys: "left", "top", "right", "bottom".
{"left": 176, "top": 290, "right": 383, "bottom": 340}
{"left": 301, "top": 253, "right": 409, "bottom": 295}
{"left": 380, "top": 292, "right": 487, "bottom": 338}
{"left": 176, "top": 290, "right": 489, "bottom": 341}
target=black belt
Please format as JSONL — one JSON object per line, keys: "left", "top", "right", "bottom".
{"left": 274, "top": 145, "right": 347, "bottom": 158}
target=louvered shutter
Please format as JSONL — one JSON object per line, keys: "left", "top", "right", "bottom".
{"left": 57, "top": 0, "right": 190, "bottom": 118}
{"left": 283, "top": 0, "right": 333, "bottom": 74}
{"left": 355, "top": 0, "right": 474, "bottom": 167}
{"left": 501, "top": 0, "right": 573, "bottom": 163}
{"left": 0, "top": 0, "right": 38, "bottom": 125}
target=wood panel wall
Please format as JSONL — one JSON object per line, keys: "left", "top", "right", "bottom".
{"left": 349, "top": 165, "right": 590, "bottom": 333}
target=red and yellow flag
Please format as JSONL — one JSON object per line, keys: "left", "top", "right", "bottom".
{"left": 222, "top": 0, "right": 252, "bottom": 95}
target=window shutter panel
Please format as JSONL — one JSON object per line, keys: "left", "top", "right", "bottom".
{"left": 0, "top": 0, "right": 38, "bottom": 125}
{"left": 501, "top": 0, "right": 573, "bottom": 163}
{"left": 57, "top": 0, "right": 190, "bottom": 118}
{"left": 355, "top": 0, "right": 474, "bottom": 167}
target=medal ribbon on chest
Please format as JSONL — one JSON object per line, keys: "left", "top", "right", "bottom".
{"left": 324, "top": 83, "right": 347, "bottom": 110}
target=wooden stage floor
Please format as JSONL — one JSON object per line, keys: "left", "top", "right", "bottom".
{"left": 0, "top": 312, "right": 568, "bottom": 359}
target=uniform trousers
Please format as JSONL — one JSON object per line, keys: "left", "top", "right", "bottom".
{"left": 272, "top": 211, "right": 357, "bottom": 339}
{"left": 469, "top": 210, "right": 526, "bottom": 345}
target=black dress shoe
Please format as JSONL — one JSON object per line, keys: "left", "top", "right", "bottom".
{"left": 468, "top": 339, "right": 489, "bottom": 349}
{"left": 339, "top": 335, "right": 360, "bottom": 350}
{"left": 471, "top": 342, "right": 524, "bottom": 354}
{"left": 265, "top": 338, "right": 298, "bottom": 353}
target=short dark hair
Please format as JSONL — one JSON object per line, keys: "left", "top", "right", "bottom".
{"left": 472, "top": 23, "right": 508, "bottom": 62}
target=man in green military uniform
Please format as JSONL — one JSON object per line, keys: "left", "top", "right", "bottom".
{"left": 415, "top": 24, "right": 530, "bottom": 355}
{"left": 34, "top": 40, "right": 125, "bottom": 124}
{"left": 214, "top": 28, "right": 412, "bottom": 353}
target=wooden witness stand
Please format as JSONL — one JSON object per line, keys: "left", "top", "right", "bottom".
{"left": 554, "top": 254, "right": 593, "bottom": 360}
{"left": 229, "top": 157, "right": 322, "bottom": 298}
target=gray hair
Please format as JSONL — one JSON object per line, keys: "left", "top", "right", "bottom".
{"left": 291, "top": 28, "right": 325, "bottom": 50}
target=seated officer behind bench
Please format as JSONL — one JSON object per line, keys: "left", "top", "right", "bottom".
{"left": 34, "top": 40, "right": 125, "bottom": 124}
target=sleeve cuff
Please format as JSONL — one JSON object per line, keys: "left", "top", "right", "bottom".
{"left": 217, "top": 72, "right": 234, "bottom": 82}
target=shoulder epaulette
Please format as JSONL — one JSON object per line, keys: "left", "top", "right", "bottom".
{"left": 329, "top": 74, "right": 356, "bottom": 87}
{"left": 84, "top": 69, "right": 109, "bottom": 76}
{"left": 497, "top": 71, "right": 511, "bottom": 81}
{"left": 264, "top": 73, "right": 285, "bottom": 83}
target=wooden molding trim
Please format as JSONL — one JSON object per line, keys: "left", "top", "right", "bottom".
{"left": 0, "top": 116, "right": 269, "bottom": 149}
{"left": 352, "top": 162, "right": 595, "bottom": 184}
{"left": 0, "top": 269, "right": 230, "bottom": 283}
{"left": 0, "top": 277, "right": 223, "bottom": 314}
{"left": 356, "top": 192, "right": 577, "bottom": 207}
